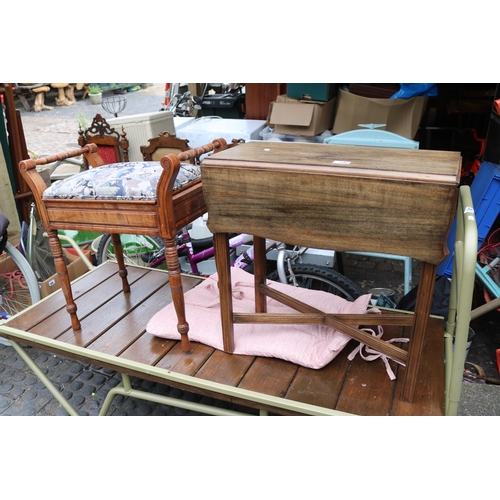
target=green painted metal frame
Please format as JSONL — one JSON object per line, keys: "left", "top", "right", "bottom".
{"left": 8, "top": 338, "right": 79, "bottom": 416}
{"left": 0, "top": 324, "right": 353, "bottom": 416}
{"left": 98, "top": 373, "right": 254, "bottom": 416}
{"left": 444, "top": 185, "right": 478, "bottom": 416}
{"left": 1, "top": 234, "right": 352, "bottom": 416}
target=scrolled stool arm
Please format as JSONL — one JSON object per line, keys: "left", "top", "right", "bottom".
{"left": 19, "top": 144, "right": 99, "bottom": 172}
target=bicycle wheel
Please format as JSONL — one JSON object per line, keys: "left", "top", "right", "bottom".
{"left": 96, "top": 233, "right": 165, "bottom": 268}
{"left": 266, "top": 263, "right": 363, "bottom": 302}
{"left": 1, "top": 241, "right": 41, "bottom": 318}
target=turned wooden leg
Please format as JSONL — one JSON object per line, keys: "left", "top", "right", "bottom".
{"left": 401, "top": 261, "right": 437, "bottom": 402}
{"left": 110, "top": 233, "right": 130, "bottom": 293}
{"left": 164, "top": 237, "right": 191, "bottom": 352}
{"left": 47, "top": 229, "right": 80, "bottom": 330}
{"left": 213, "top": 232, "right": 234, "bottom": 353}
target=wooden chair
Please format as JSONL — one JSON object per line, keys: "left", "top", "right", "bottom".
{"left": 140, "top": 132, "right": 193, "bottom": 162}
{"left": 19, "top": 139, "right": 229, "bottom": 352}
{"left": 78, "top": 113, "right": 129, "bottom": 167}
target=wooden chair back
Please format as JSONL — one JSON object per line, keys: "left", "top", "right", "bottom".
{"left": 140, "top": 132, "right": 193, "bottom": 162}
{"left": 78, "top": 113, "right": 129, "bottom": 167}
{"left": 228, "top": 138, "right": 246, "bottom": 148}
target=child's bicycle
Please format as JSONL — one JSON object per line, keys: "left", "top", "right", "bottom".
{"left": 94, "top": 225, "right": 363, "bottom": 302}
{"left": 0, "top": 211, "right": 41, "bottom": 320}
{"left": 475, "top": 226, "right": 500, "bottom": 314}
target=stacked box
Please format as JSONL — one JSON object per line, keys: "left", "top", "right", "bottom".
{"left": 438, "top": 161, "right": 500, "bottom": 277}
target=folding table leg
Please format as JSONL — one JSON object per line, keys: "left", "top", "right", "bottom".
{"left": 253, "top": 236, "right": 267, "bottom": 313}
{"left": 213, "top": 232, "right": 234, "bottom": 353}
{"left": 401, "top": 261, "right": 437, "bottom": 402}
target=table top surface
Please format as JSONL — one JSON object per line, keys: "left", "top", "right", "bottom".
{"left": 203, "top": 141, "right": 462, "bottom": 184}
{"left": 202, "top": 141, "right": 461, "bottom": 264}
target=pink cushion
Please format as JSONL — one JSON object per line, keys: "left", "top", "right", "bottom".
{"left": 147, "top": 267, "right": 374, "bottom": 369}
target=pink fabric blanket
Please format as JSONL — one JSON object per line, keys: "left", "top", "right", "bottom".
{"left": 147, "top": 267, "right": 374, "bottom": 369}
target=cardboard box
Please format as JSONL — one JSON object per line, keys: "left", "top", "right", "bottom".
{"left": 347, "top": 83, "right": 400, "bottom": 99}
{"left": 260, "top": 126, "right": 331, "bottom": 144}
{"left": 268, "top": 95, "right": 336, "bottom": 136}
{"left": 39, "top": 248, "right": 91, "bottom": 298}
{"left": 332, "top": 88, "right": 428, "bottom": 139}
{"left": 287, "top": 83, "right": 337, "bottom": 102}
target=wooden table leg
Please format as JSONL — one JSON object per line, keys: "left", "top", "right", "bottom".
{"left": 213, "top": 232, "right": 234, "bottom": 353}
{"left": 253, "top": 236, "right": 267, "bottom": 313}
{"left": 47, "top": 229, "right": 81, "bottom": 330}
{"left": 401, "top": 261, "right": 437, "bottom": 402}
{"left": 164, "top": 237, "right": 191, "bottom": 352}
{"left": 110, "top": 233, "right": 130, "bottom": 293}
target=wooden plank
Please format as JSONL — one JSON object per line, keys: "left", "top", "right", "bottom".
{"left": 391, "top": 318, "right": 445, "bottom": 416}
{"left": 206, "top": 141, "right": 462, "bottom": 179}
{"left": 195, "top": 349, "right": 255, "bottom": 386}
{"left": 87, "top": 274, "right": 201, "bottom": 356}
{"left": 284, "top": 343, "right": 355, "bottom": 409}
{"left": 237, "top": 356, "right": 299, "bottom": 397}
{"left": 29, "top": 265, "right": 149, "bottom": 339}
{"left": 56, "top": 268, "right": 169, "bottom": 347}
{"left": 334, "top": 326, "right": 403, "bottom": 416}
{"left": 154, "top": 341, "right": 215, "bottom": 375}
{"left": 120, "top": 332, "right": 177, "bottom": 366}
{"left": 234, "top": 312, "right": 414, "bottom": 326}
{"left": 86, "top": 284, "right": 169, "bottom": 355}
{"left": 88, "top": 272, "right": 202, "bottom": 365}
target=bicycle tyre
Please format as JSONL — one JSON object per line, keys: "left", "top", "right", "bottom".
{"left": 266, "top": 263, "right": 363, "bottom": 302}
{"left": 1, "top": 241, "right": 41, "bottom": 318}
{"left": 96, "top": 233, "right": 165, "bottom": 267}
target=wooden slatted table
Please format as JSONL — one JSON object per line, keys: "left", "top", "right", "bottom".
{"left": 201, "top": 141, "right": 461, "bottom": 403}
{"left": 0, "top": 263, "right": 446, "bottom": 416}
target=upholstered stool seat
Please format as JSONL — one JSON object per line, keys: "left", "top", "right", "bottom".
{"left": 44, "top": 161, "right": 201, "bottom": 201}
{"left": 20, "top": 140, "right": 228, "bottom": 352}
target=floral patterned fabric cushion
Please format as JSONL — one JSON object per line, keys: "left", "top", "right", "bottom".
{"left": 43, "top": 161, "right": 201, "bottom": 201}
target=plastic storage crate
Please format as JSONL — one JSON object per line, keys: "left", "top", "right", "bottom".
{"left": 260, "top": 126, "right": 332, "bottom": 143}
{"left": 324, "top": 129, "right": 419, "bottom": 149}
{"left": 173, "top": 116, "right": 196, "bottom": 133}
{"left": 108, "top": 111, "right": 175, "bottom": 161}
{"left": 437, "top": 161, "right": 500, "bottom": 277}
{"left": 176, "top": 117, "right": 266, "bottom": 148}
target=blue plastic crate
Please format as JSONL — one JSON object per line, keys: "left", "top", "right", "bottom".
{"left": 437, "top": 161, "right": 500, "bottom": 277}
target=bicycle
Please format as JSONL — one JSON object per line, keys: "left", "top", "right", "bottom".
{"left": 95, "top": 223, "right": 363, "bottom": 302}
{"left": 164, "top": 90, "right": 203, "bottom": 117}
{"left": 475, "top": 226, "right": 500, "bottom": 313}
{"left": 0, "top": 212, "right": 41, "bottom": 320}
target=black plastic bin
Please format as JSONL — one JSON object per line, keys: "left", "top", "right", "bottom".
{"left": 199, "top": 92, "right": 245, "bottom": 119}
